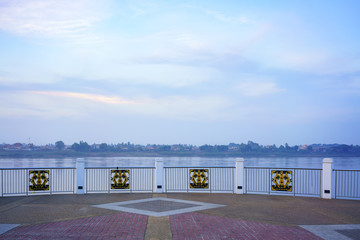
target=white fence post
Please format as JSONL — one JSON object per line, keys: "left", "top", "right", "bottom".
{"left": 322, "top": 158, "right": 333, "bottom": 199}
{"left": 0, "top": 170, "right": 2, "bottom": 197}
{"left": 235, "top": 158, "right": 245, "bottom": 194}
{"left": 76, "top": 158, "right": 85, "bottom": 194}
{"left": 154, "top": 159, "right": 164, "bottom": 193}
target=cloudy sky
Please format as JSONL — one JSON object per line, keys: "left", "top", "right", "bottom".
{"left": 1, "top": 0, "right": 360, "bottom": 146}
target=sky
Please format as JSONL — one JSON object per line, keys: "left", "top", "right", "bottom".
{"left": 1, "top": 0, "right": 360, "bottom": 146}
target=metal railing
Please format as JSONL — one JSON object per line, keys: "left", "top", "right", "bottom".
{"left": 244, "top": 167, "right": 322, "bottom": 197}
{"left": 164, "top": 167, "right": 235, "bottom": 193}
{"left": 0, "top": 168, "right": 75, "bottom": 197}
{"left": 1, "top": 162, "right": 359, "bottom": 201}
{"left": 85, "top": 167, "right": 154, "bottom": 193}
{"left": 334, "top": 170, "right": 360, "bottom": 200}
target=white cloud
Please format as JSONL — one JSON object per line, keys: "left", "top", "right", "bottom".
{"left": 0, "top": 90, "right": 233, "bottom": 121}
{"left": 67, "top": 63, "right": 220, "bottom": 88}
{"left": 340, "top": 78, "right": 360, "bottom": 95}
{"left": 246, "top": 29, "right": 360, "bottom": 75}
{"left": 266, "top": 51, "right": 348, "bottom": 75}
{"left": 185, "top": 5, "right": 250, "bottom": 24}
{"left": 129, "top": 30, "right": 213, "bottom": 59}
{"left": 0, "top": 0, "right": 109, "bottom": 38}
{"left": 0, "top": 91, "right": 84, "bottom": 118}
{"left": 236, "top": 81, "right": 284, "bottom": 97}
{"left": 30, "top": 91, "right": 136, "bottom": 105}
{"left": 203, "top": 9, "right": 249, "bottom": 24}
{"left": 349, "top": 78, "right": 360, "bottom": 88}
{"left": 129, "top": 1, "right": 158, "bottom": 18}
{"left": 135, "top": 95, "right": 232, "bottom": 121}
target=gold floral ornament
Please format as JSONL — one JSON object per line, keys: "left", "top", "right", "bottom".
{"left": 111, "top": 170, "right": 130, "bottom": 189}
{"left": 29, "top": 170, "right": 49, "bottom": 191}
{"left": 190, "top": 169, "right": 209, "bottom": 189}
{"left": 271, "top": 170, "right": 293, "bottom": 191}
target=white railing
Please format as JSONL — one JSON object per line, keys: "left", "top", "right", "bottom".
{"left": 245, "top": 167, "right": 270, "bottom": 194}
{"left": 244, "top": 167, "right": 322, "bottom": 197}
{"left": 0, "top": 158, "right": 359, "bottom": 201}
{"left": 85, "top": 167, "right": 154, "bottom": 193}
{"left": 164, "top": 167, "right": 234, "bottom": 193}
{"left": 0, "top": 168, "right": 75, "bottom": 197}
{"left": 334, "top": 170, "right": 360, "bottom": 200}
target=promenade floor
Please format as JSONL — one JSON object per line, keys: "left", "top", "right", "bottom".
{"left": 0, "top": 193, "right": 359, "bottom": 239}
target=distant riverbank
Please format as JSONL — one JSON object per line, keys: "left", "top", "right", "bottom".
{"left": 1, "top": 150, "right": 360, "bottom": 158}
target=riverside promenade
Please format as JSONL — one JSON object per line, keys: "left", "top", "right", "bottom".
{"left": 0, "top": 193, "right": 360, "bottom": 239}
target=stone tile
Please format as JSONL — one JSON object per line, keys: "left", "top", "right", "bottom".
{"left": 93, "top": 197, "right": 225, "bottom": 217}
{"left": 301, "top": 224, "right": 360, "bottom": 240}
{"left": 121, "top": 199, "right": 198, "bottom": 212}
{"left": 336, "top": 229, "right": 360, "bottom": 240}
{"left": 0, "top": 224, "right": 19, "bottom": 235}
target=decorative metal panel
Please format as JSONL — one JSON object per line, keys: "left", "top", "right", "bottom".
{"left": 190, "top": 169, "right": 209, "bottom": 189}
{"left": 271, "top": 170, "right": 292, "bottom": 192}
{"left": 29, "top": 170, "right": 49, "bottom": 191}
{"left": 111, "top": 170, "right": 130, "bottom": 189}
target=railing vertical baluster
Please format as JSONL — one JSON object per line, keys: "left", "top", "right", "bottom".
{"left": 293, "top": 169, "right": 295, "bottom": 196}
{"left": 26, "top": 169, "right": 28, "bottom": 196}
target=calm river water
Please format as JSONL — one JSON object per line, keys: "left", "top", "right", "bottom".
{"left": 0, "top": 157, "right": 359, "bottom": 170}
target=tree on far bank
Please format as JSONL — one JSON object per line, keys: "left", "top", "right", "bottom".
{"left": 55, "top": 141, "right": 65, "bottom": 150}
{"left": 100, "top": 143, "right": 108, "bottom": 151}
{"left": 72, "top": 141, "right": 91, "bottom": 152}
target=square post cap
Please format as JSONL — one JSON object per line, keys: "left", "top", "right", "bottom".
{"left": 323, "top": 158, "right": 333, "bottom": 164}
{"left": 236, "top": 158, "right": 244, "bottom": 162}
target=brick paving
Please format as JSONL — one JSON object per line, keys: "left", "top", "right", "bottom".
{"left": 0, "top": 213, "right": 147, "bottom": 240}
{"left": 1, "top": 193, "right": 360, "bottom": 239}
{"left": 170, "top": 213, "right": 322, "bottom": 240}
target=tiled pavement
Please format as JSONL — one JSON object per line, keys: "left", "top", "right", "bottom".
{"left": 0, "top": 212, "right": 324, "bottom": 240}
{"left": 0, "top": 213, "right": 147, "bottom": 240}
{"left": 337, "top": 229, "right": 360, "bottom": 240}
{"left": 171, "top": 213, "right": 322, "bottom": 240}
{"left": 1, "top": 193, "right": 360, "bottom": 239}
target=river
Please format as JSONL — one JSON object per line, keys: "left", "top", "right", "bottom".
{"left": 0, "top": 157, "right": 359, "bottom": 169}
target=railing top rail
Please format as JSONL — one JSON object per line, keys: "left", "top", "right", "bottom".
{"left": 85, "top": 166, "right": 155, "bottom": 169}
{"left": 0, "top": 167, "right": 76, "bottom": 170}
{"left": 164, "top": 166, "right": 235, "bottom": 168}
{"left": 333, "top": 169, "right": 360, "bottom": 171}
{"left": 244, "top": 167, "right": 322, "bottom": 170}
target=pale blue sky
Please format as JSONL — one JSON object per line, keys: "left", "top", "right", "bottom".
{"left": 1, "top": 0, "right": 360, "bottom": 146}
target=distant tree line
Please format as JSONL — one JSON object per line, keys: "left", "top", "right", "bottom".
{"left": 49, "top": 140, "right": 360, "bottom": 155}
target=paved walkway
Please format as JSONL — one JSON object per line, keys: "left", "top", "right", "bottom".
{"left": 0, "top": 193, "right": 359, "bottom": 239}
{"left": 0, "top": 213, "right": 147, "bottom": 240}
{"left": 171, "top": 213, "right": 322, "bottom": 240}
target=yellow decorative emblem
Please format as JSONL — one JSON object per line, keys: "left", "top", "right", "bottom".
{"left": 29, "top": 170, "right": 49, "bottom": 191}
{"left": 111, "top": 170, "right": 130, "bottom": 189}
{"left": 271, "top": 170, "right": 293, "bottom": 191}
{"left": 190, "top": 169, "right": 209, "bottom": 189}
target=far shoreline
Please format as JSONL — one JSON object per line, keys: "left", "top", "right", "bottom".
{"left": 1, "top": 150, "right": 360, "bottom": 158}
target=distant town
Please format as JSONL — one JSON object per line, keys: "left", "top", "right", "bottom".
{"left": 1, "top": 141, "right": 360, "bottom": 157}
